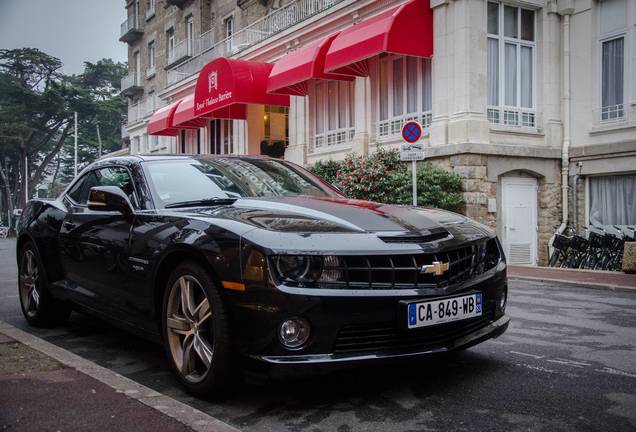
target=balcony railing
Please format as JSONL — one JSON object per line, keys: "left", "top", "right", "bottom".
{"left": 120, "top": 15, "right": 144, "bottom": 42}
{"left": 376, "top": 111, "right": 432, "bottom": 141}
{"left": 166, "top": 0, "right": 346, "bottom": 87}
{"left": 128, "top": 95, "right": 164, "bottom": 125}
{"left": 311, "top": 127, "right": 355, "bottom": 153}
{"left": 167, "top": 39, "right": 192, "bottom": 66}
{"left": 593, "top": 103, "right": 636, "bottom": 128}
{"left": 487, "top": 106, "right": 537, "bottom": 129}
{"left": 120, "top": 74, "right": 144, "bottom": 96}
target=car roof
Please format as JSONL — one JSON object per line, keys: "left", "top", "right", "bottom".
{"left": 96, "top": 154, "right": 278, "bottom": 164}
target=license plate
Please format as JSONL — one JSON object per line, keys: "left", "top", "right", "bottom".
{"left": 407, "top": 293, "right": 482, "bottom": 329}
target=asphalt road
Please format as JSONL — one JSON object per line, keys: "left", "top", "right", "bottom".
{"left": 1, "top": 237, "right": 635, "bottom": 432}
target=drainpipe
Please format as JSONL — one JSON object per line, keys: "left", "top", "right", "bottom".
{"left": 572, "top": 171, "right": 578, "bottom": 232}
{"left": 550, "top": 4, "right": 573, "bottom": 255}
{"left": 559, "top": 13, "right": 571, "bottom": 235}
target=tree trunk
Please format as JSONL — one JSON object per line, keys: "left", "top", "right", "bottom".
{"left": 29, "top": 123, "right": 71, "bottom": 198}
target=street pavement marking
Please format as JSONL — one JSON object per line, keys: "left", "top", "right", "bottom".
{"left": 596, "top": 367, "right": 636, "bottom": 379}
{"left": 508, "top": 350, "right": 544, "bottom": 359}
{"left": 0, "top": 320, "right": 241, "bottom": 432}
{"left": 547, "top": 359, "right": 585, "bottom": 368}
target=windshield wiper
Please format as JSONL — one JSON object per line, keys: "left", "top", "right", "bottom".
{"left": 164, "top": 197, "right": 238, "bottom": 209}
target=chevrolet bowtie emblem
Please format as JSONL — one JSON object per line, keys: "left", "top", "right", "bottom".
{"left": 421, "top": 261, "right": 450, "bottom": 276}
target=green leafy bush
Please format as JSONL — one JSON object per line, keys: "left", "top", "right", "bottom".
{"left": 307, "top": 159, "right": 340, "bottom": 185}
{"left": 308, "top": 148, "right": 463, "bottom": 211}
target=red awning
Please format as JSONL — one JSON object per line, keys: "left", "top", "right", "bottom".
{"left": 324, "top": 0, "right": 433, "bottom": 77}
{"left": 194, "top": 57, "right": 289, "bottom": 119}
{"left": 173, "top": 95, "right": 207, "bottom": 129}
{"left": 147, "top": 100, "right": 181, "bottom": 136}
{"left": 267, "top": 34, "right": 354, "bottom": 96}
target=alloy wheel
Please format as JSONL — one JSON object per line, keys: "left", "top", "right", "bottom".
{"left": 19, "top": 250, "right": 40, "bottom": 318}
{"left": 166, "top": 275, "right": 214, "bottom": 383}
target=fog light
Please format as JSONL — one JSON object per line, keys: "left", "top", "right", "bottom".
{"left": 499, "top": 290, "right": 507, "bottom": 311}
{"left": 279, "top": 318, "right": 310, "bottom": 349}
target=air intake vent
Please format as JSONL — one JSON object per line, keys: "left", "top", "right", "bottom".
{"left": 378, "top": 232, "right": 449, "bottom": 244}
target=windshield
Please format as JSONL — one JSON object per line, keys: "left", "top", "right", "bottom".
{"left": 143, "top": 157, "right": 340, "bottom": 208}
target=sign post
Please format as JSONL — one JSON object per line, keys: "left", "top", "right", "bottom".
{"left": 400, "top": 121, "right": 425, "bottom": 206}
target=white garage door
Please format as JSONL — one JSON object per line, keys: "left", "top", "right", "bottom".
{"left": 501, "top": 177, "right": 538, "bottom": 265}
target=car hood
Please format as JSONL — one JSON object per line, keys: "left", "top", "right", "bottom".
{"left": 187, "top": 196, "right": 493, "bottom": 243}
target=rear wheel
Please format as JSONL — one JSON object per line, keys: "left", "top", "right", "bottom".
{"left": 18, "top": 241, "right": 71, "bottom": 327}
{"left": 162, "top": 261, "right": 233, "bottom": 398}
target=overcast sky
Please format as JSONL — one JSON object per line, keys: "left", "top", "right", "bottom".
{"left": 0, "top": 0, "right": 128, "bottom": 75}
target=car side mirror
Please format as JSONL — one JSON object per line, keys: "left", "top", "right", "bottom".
{"left": 88, "top": 186, "right": 133, "bottom": 216}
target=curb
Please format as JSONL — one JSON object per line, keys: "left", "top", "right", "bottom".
{"left": 0, "top": 320, "right": 240, "bottom": 432}
{"left": 508, "top": 275, "right": 636, "bottom": 293}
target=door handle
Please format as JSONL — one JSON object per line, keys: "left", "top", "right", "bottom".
{"left": 63, "top": 221, "right": 76, "bottom": 231}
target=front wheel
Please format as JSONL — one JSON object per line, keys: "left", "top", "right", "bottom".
{"left": 162, "top": 261, "right": 233, "bottom": 398}
{"left": 18, "top": 241, "right": 71, "bottom": 327}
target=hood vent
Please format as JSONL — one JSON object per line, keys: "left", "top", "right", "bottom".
{"left": 378, "top": 231, "right": 450, "bottom": 244}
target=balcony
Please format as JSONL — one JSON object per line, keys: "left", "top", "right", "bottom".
{"left": 167, "top": 39, "right": 192, "bottom": 67}
{"left": 487, "top": 106, "right": 538, "bottom": 130}
{"left": 145, "top": 5, "right": 155, "bottom": 20}
{"left": 120, "top": 74, "right": 144, "bottom": 97}
{"left": 376, "top": 112, "right": 432, "bottom": 141}
{"left": 166, "top": 0, "right": 188, "bottom": 8}
{"left": 166, "top": 0, "right": 346, "bottom": 87}
{"left": 120, "top": 15, "right": 144, "bottom": 43}
{"left": 592, "top": 103, "right": 636, "bottom": 131}
{"left": 146, "top": 65, "right": 156, "bottom": 79}
{"left": 127, "top": 95, "right": 164, "bottom": 125}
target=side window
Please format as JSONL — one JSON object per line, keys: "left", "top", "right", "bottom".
{"left": 67, "top": 167, "right": 137, "bottom": 207}
{"left": 67, "top": 171, "right": 99, "bottom": 205}
{"left": 95, "top": 167, "right": 137, "bottom": 207}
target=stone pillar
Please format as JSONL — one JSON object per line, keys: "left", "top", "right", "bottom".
{"left": 351, "top": 76, "right": 371, "bottom": 156}
{"left": 430, "top": 0, "right": 490, "bottom": 147}
{"left": 541, "top": 4, "right": 563, "bottom": 148}
{"left": 284, "top": 96, "right": 307, "bottom": 165}
{"left": 450, "top": 154, "right": 489, "bottom": 225}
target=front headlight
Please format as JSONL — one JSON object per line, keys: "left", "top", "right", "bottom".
{"left": 272, "top": 255, "right": 343, "bottom": 287}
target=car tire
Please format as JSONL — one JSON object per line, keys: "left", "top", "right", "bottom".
{"left": 162, "top": 261, "right": 233, "bottom": 398}
{"left": 18, "top": 241, "right": 72, "bottom": 327}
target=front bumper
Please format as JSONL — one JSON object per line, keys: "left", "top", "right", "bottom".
{"left": 229, "top": 262, "right": 508, "bottom": 372}
{"left": 253, "top": 313, "right": 509, "bottom": 365}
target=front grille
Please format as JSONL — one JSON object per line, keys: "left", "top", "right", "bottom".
{"left": 333, "top": 302, "right": 495, "bottom": 355}
{"left": 323, "top": 240, "right": 498, "bottom": 289}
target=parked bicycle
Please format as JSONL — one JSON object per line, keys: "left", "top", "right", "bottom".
{"left": 548, "top": 224, "right": 635, "bottom": 271}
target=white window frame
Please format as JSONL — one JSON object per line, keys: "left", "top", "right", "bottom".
{"left": 186, "top": 15, "right": 194, "bottom": 56}
{"left": 133, "top": 50, "right": 141, "bottom": 85}
{"left": 146, "top": 0, "right": 155, "bottom": 20}
{"left": 310, "top": 80, "right": 355, "bottom": 153}
{"left": 167, "top": 28, "right": 175, "bottom": 63}
{"left": 598, "top": 30, "right": 627, "bottom": 123}
{"left": 487, "top": 2, "right": 537, "bottom": 129}
{"left": 146, "top": 40, "right": 156, "bottom": 78}
{"left": 224, "top": 15, "right": 234, "bottom": 54}
{"left": 374, "top": 55, "right": 432, "bottom": 140}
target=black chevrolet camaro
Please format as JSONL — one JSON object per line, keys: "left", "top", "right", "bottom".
{"left": 17, "top": 155, "right": 509, "bottom": 396}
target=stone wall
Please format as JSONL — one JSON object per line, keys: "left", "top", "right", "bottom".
{"left": 429, "top": 152, "right": 561, "bottom": 266}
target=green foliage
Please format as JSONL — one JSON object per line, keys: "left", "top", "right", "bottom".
{"left": 308, "top": 148, "right": 463, "bottom": 211}
{"left": 416, "top": 163, "right": 463, "bottom": 211}
{"left": 307, "top": 159, "right": 341, "bottom": 185}
{"left": 0, "top": 48, "right": 127, "bottom": 210}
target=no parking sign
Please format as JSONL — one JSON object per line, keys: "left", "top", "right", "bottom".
{"left": 400, "top": 121, "right": 425, "bottom": 205}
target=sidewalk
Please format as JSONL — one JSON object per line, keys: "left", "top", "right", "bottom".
{"left": 0, "top": 332, "right": 194, "bottom": 432}
{"left": 508, "top": 265, "right": 636, "bottom": 290}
